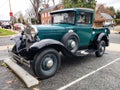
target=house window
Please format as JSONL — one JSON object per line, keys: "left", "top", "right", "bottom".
{"left": 42, "top": 20, "right": 44, "bottom": 24}
{"left": 48, "top": 19, "right": 50, "bottom": 24}
{"left": 42, "top": 13, "right": 44, "bottom": 18}
{"left": 45, "top": 13, "right": 47, "bottom": 17}
{"left": 48, "top": 12, "right": 50, "bottom": 16}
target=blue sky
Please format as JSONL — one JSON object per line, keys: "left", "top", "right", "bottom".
{"left": 0, "top": 0, "right": 120, "bottom": 20}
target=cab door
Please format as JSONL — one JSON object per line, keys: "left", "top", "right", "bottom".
{"left": 76, "top": 11, "right": 93, "bottom": 47}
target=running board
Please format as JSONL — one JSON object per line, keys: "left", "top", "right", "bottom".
{"left": 75, "top": 49, "right": 95, "bottom": 56}
{"left": 4, "top": 58, "right": 39, "bottom": 88}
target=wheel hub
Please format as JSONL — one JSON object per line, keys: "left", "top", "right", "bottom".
{"left": 68, "top": 39, "right": 76, "bottom": 49}
{"left": 46, "top": 59, "right": 54, "bottom": 68}
{"left": 43, "top": 57, "right": 54, "bottom": 69}
{"left": 71, "top": 41, "right": 76, "bottom": 48}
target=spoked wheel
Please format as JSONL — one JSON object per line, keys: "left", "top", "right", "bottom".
{"left": 66, "top": 37, "right": 79, "bottom": 53}
{"left": 95, "top": 40, "right": 106, "bottom": 57}
{"left": 32, "top": 48, "right": 61, "bottom": 79}
{"left": 62, "top": 32, "right": 79, "bottom": 53}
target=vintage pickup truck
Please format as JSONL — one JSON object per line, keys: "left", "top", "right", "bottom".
{"left": 11, "top": 8, "right": 110, "bottom": 79}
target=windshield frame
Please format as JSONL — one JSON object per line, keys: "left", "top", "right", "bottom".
{"left": 51, "top": 11, "right": 76, "bottom": 25}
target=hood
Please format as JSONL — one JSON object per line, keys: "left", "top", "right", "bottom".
{"left": 34, "top": 24, "right": 73, "bottom": 31}
{"left": 33, "top": 24, "right": 74, "bottom": 41}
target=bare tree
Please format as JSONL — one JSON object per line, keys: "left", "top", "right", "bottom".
{"left": 42, "top": 0, "right": 50, "bottom": 8}
{"left": 29, "top": 0, "right": 41, "bottom": 23}
{"left": 96, "top": 4, "right": 115, "bottom": 17}
{"left": 29, "top": 0, "right": 57, "bottom": 24}
{"left": 52, "top": 0, "right": 55, "bottom": 5}
{"left": 42, "top": 0, "right": 55, "bottom": 6}
{"left": 42, "top": 0, "right": 56, "bottom": 7}
{"left": 43, "top": 0, "right": 50, "bottom": 4}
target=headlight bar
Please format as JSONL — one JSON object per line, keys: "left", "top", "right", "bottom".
{"left": 30, "top": 25, "right": 38, "bottom": 36}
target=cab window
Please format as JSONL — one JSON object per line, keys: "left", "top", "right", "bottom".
{"left": 77, "top": 12, "right": 92, "bottom": 24}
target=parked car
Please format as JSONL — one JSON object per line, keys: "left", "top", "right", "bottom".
{"left": 14, "top": 23, "right": 25, "bottom": 30}
{"left": 11, "top": 8, "right": 110, "bottom": 79}
{"left": 1, "top": 22, "right": 11, "bottom": 29}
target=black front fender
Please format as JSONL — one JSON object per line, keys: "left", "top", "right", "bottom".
{"left": 29, "top": 39, "right": 76, "bottom": 57}
{"left": 10, "top": 35, "right": 21, "bottom": 42}
{"left": 10, "top": 35, "right": 22, "bottom": 52}
{"left": 29, "top": 39, "right": 64, "bottom": 50}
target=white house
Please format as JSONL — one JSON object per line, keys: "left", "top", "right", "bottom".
{"left": 101, "top": 13, "right": 113, "bottom": 26}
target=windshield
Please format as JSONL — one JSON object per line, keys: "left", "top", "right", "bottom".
{"left": 52, "top": 11, "right": 75, "bottom": 24}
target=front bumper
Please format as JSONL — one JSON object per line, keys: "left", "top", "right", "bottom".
{"left": 9, "top": 51, "right": 30, "bottom": 67}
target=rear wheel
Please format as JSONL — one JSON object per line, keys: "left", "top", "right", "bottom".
{"left": 95, "top": 40, "right": 106, "bottom": 57}
{"left": 33, "top": 48, "right": 61, "bottom": 79}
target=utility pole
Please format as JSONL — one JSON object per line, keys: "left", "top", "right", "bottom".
{"left": 9, "top": 0, "right": 12, "bottom": 12}
{"left": 8, "top": 0, "right": 13, "bottom": 29}
{"left": 9, "top": 0, "right": 13, "bottom": 18}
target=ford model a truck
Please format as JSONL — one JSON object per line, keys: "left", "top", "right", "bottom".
{"left": 11, "top": 8, "right": 110, "bottom": 79}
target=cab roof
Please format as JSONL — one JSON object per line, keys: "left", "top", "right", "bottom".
{"left": 51, "top": 8, "right": 94, "bottom": 14}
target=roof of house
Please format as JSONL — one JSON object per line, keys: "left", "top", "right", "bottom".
{"left": 101, "top": 13, "right": 113, "bottom": 20}
{"left": 41, "top": 6, "right": 56, "bottom": 13}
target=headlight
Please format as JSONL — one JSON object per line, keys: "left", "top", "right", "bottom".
{"left": 30, "top": 25, "right": 38, "bottom": 37}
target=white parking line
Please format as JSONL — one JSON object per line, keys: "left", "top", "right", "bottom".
{"left": 57, "top": 57, "right": 120, "bottom": 90}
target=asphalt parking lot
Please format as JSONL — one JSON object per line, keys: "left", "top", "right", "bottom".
{"left": 0, "top": 33, "right": 120, "bottom": 90}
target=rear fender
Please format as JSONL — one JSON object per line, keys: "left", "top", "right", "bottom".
{"left": 97, "top": 33, "right": 106, "bottom": 42}
{"left": 92, "top": 33, "right": 109, "bottom": 50}
{"left": 97, "top": 33, "right": 109, "bottom": 46}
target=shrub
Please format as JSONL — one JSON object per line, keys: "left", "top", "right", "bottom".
{"left": 114, "top": 19, "right": 120, "bottom": 25}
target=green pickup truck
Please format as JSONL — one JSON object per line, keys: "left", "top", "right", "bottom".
{"left": 11, "top": 8, "right": 110, "bottom": 79}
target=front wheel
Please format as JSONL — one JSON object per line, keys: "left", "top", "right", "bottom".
{"left": 95, "top": 40, "right": 106, "bottom": 57}
{"left": 33, "top": 48, "right": 61, "bottom": 79}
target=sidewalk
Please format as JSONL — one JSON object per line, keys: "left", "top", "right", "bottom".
{"left": 0, "top": 45, "right": 13, "bottom": 61}
{"left": 0, "top": 45, "right": 13, "bottom": 51}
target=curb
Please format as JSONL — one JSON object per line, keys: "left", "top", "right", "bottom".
{"left": 0, "top": 45, "right": 14, "bottom": 51}
{"left": 4, "top": 58, "right": 39, "bottom": 87}
{"left": 0, "top": 57, "right": 9, "bottom": 61}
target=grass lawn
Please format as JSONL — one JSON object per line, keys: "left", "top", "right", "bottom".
{"left": 0, "top": 28, "right": 16, "bottom": 36}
